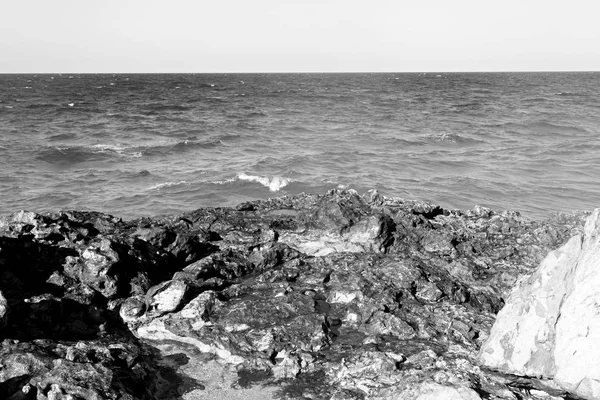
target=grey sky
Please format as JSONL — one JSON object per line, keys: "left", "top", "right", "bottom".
{"left": 2, "top": 0, "right": 599, "bottom": 73}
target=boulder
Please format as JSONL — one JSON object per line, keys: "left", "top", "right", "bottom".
{"left": 279, "top": 189, "right": 396, "bottom": 256}
{"left": 146, "top": 279, "right": 188, "bottom": 316}
{"left": 0, "top": 290, "right": 8, "bottom": 329}
{"left": 479, "top": 208, "right": 600, "bottom": 399}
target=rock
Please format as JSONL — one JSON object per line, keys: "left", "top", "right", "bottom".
{"left": 279, "top": 190, "right": 395, "bottom": 256}
{"left": 421, "top": 231, "right": 455, "bottom": 256}
{"left": 411, "top": 382, "right": 482, "bottom": 400}
{"left": 146, "top": 279, "right": 188, "bottom": 316}
{"left": 0, "top": 190, "right": 590, "bottom": 399}
{"left": 272, "top": 351, "right": 301, "bottom": 379}
{"left": 119, "top": 295, "right": 146, "bottom": 323}
{"left": 0, "top": 290, "right": 8, "bottom": 329}
{"left": 0, "top": 338, "right": 164, "bottom": 400}
{"left": 479, "top": 208, "right": 600, "bottom": 399}
{"left": 179, "top": 290, "right": 218, "bottom": 320}
{"left": 76, "top": 238, "right": 121, "bottom": 298}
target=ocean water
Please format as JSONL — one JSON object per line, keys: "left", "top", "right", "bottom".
{"left": 0, "top": 72, "right": 599, "bottom": 221}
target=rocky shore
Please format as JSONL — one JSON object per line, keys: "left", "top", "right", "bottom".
{"left": 0, "top": 189, "right": 592, "bottom": 400}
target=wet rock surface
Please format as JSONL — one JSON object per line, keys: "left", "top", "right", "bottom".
{"left": 0, "top": 190, "right": 589, "bottom": 399}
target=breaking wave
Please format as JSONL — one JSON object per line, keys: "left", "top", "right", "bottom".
{"left": 237, "top": 173, "right": 291, "bottom": 191}
{"left": 147, "top": 181, "right": 189, "bottom": 191}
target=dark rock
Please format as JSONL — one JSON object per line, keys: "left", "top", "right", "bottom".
{"left": 0, "top": 190, "right": 589, "bottom": 399}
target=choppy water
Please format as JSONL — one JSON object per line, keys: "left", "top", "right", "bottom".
{"left": 1, "top": 72, "right": 599, "bottom": 220}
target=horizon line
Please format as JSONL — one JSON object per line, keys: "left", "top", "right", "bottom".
{"left": 1, "top": 70, "right": 599, "bottom": 75}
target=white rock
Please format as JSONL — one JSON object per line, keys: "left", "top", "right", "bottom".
{"left": 327, "top": 290, "right": 362, "bottom": 304}
{"left": 413, "top": 382, "right": 482, "bottom": 400}
{"left": 479, "top": 209, "right": 600, "bottom": 399}
{"left": 0, "top": 290, "right": 8, "bottom": 328}
{"left": 137, "top": 318, "right": 244, "bottom": 365}
{"left": 180, "top": 290, "right": 217, "bottom": 319}
{"left": 147, "top": 280, "right": 188, "bottom": 315}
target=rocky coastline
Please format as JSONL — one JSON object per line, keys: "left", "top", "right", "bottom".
{"left": 0, "top": 189, "right": 592, "bottom": 400}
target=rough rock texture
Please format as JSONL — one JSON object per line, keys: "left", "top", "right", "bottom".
{"left": 0, "top": 189, "right": 589, "bottom": 399}
{"left": 480, "top": 208, "right": 600, "bottom": 399}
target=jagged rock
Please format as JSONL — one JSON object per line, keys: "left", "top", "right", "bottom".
{"left": 0, "top": 338, "right": 165, "bottom": 400}
{"left": 146, "top": 279, "right": 188, "bottom": 316}
{"left": 72, "top": 238, "right": 121, "bottom": 298}
{"left": 279, "top": 189, "right": 396, "bottom": 256}
{"left": 0, "top": 290, "right": 8, "bottom": 329}
{"left": 410, "top": 382, "right": 482, "bottom": 400}
{"left": 0, "top": 191, "right": 591, "bottom": 399}
{"left": 272, "top": 351, "right": 301, "bottom": 379}
{"left": 119, "top": 295, "right": 146, "bottom": 323}
{"left": 479, "top": 208, "right": 600, "bottom": 400}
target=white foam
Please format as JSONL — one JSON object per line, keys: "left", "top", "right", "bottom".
{"left": 148, "top": 181, "right": 189, "bottom": 191}
{"left": 209, "top": 177, "right": 237, "bottom": 185}
{"left": 92, "top": 144, "right": 126, "bottom": 153}
{"left": 237, "top": 173, "right": 290, "bottom": 191}
{"left": 91, "top": 144, "right": 142, "bottom": 158}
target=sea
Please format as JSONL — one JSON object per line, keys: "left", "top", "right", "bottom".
{"left": 1, "top": 72, "right": 599, "bottom": 221}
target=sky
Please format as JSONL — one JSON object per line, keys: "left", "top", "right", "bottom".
{"left": 2, "top": 0, "right": 599, "bottom": 73}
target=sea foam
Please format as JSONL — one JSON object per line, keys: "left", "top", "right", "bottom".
{"left": 237, "top": 173, "right": 290, "bottom": 191}
{"left": 148, "top": 181, "right": 189, "bottom": 191}
{"left": 91, "top": 144, "right": 143, "bottom": 158}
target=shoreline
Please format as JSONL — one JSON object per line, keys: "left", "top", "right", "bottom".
{"left": 1, "top": 188, "right": 592, "bottom": 224}
{"left": 0, "top": 189, "right": 592, "bottom": 399}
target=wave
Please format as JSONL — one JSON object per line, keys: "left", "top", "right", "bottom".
{"left": 423, "top": 132, "right": 484, "bottom": 145}
{"left": 553, "top": 92, "right": 585, "bottom": 97}
{"left": 47, "top": 133, "right": 76, "bottom": 141}
{"left": 206, "top": 177, "right": 237, "bottom": 185}
{"left": 488, "top": 121, "right": 589, "bottom": 135}
{"left": 522, "top": 97, "right": 550, "bottom": 103}
{"left": 36, "top": 144, "right": 142, "bottom": 164}
{"left": 37, "top": 146, "right": 109, "bottom": 164}
{"left": 26, "top": 103, "right": 58, "bottom": 109}
{"left": 146, "top": 104, "right": 193, "bottom": 112}
{"left": 40, "top": 138, "right": 225, "bottom": 162}
{"left": 245, "top": 111, "right": 268, "bottom": 118}
{"left": 92, "top": 144, "right": 143, "bottom": 158}
{"left": 528, "top": 121, "right": 588, "bottom": 134}
{"left": 147, "top": 181, "right": 189, "bottom": 191}
{"left": 237, "top": 173, "right": 291, "bottom": 191}
{"left": 217, "top": 133, "right": 242, "bottom": 143}
{"left": 141, "top": 138, "right": 221, "bottom": 156}
{"left": 172, "top": 139, "right": 220, "bottom": 151}
{"left": 453, "top": 102, "right": 483, "bottom": 109}
{"left": 290, "top": 126, "right": 315, "bottom": 133}
{"left": 203, "top": 173, "right": 292, "bottom": 192}
{"left": 389, "top": 137, "right": 427, "bottom": 147}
